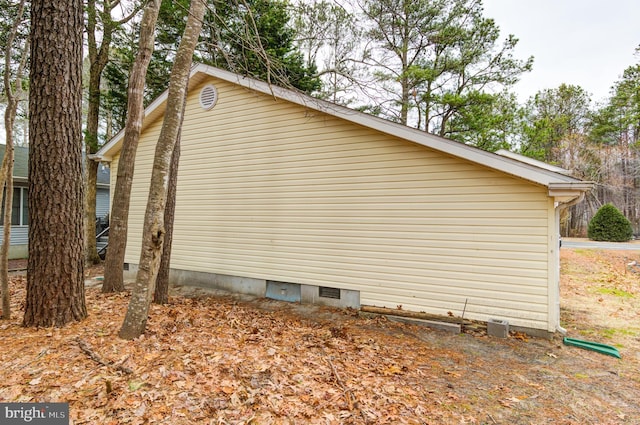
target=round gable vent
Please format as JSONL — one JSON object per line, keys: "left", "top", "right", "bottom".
{"left": 199, "top": 84, "right": 218, "bottom": 110}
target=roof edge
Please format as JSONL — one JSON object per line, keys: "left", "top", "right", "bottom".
{"left": 495, "top": 149, "right": 572, "bottom": 175}
{"left": 96, "top": 64, "right": 591, "bottom": 188}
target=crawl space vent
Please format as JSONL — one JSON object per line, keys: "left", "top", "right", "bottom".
{"left": 319, "top": 286, "right": 341, "bottom": 299}
{"left": 199, "top": 84, "right": 218, "bottom": 110}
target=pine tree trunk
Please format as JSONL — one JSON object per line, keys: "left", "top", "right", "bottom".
{"left": 119, "top": 0, "right": 206, "bottom": 340}
{"left": 24, "top": 0, "right": 87, "bottom": 327}
{"left": 102, "top": 0, "right": 161, "bottom": 293}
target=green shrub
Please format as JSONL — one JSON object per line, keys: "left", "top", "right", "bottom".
{"left": 587, "top": 204, "right": 633, "bottom": 242}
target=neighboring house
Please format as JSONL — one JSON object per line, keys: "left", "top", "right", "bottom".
{"left": 96, "top": 64, "right": 593, "bottom": 335}
{"left": 96, "top": 164, "right": 111, "bottom": 220}
{"left": 0, "top": 145, "right": 29, "bottom": 259}
{"left": 0, "top": 145, "right": 110, "bottom": 259}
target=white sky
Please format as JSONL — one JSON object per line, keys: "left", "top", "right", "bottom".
{"left": 482, "top": 0, "right": 639, "bottom": 104}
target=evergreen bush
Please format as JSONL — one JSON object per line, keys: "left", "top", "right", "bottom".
{"left": 587, "top": 204, "right": 633, "bottom": 242}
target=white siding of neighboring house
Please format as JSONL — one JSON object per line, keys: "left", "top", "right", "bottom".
{"left": 0, "top": 185, "right": 29, "bottom": 258}
{"left": 115, "top": 77, "right": 554, "bottom": 331}
{"left": 0, "top": 226, "right": 28, "bottom": 259}
{"left": 0, "top": 226, "right": 28, "bottom": 245}
{"left": 110, "top": 157, "right": 118, "bottom": 210}
{"left": 96, "top": 187, "right": 110, "bottom": 218}
{"left": 0, "top": 187, "right": 109, "bottom": 258}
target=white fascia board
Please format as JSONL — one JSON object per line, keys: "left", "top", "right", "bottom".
{"left": 495, "top": 149, "right": 572, "bottom": 175}
{"left": 95, "top": 88, "right": 169, "bottom": 161}
{"left": 548, "top": 182, "right": 595, "bottom": 192}
{"left": 95, "top": 65, "right": 205, "bottom": 161}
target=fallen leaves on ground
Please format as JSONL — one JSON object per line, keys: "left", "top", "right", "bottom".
{"left": 0, "top": 251, "right": 639, "bottom": 424}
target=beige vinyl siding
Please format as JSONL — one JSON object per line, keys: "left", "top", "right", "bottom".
{"left": 119, "top": 77, "right": 552, "bottom": 330}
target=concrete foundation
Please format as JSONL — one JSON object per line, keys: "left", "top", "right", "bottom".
{"left": 301, "top": 284, "right": 360, "bottom": 309}
{"left": 121, "top": 265, "right": 551, "bottom": 338}
{"left": 266, "top": 281, "right": 301, "bottom": 302}
{"left": 8, "top": 245, "right": 28, "bottom": 260}
{"left": 509, "top": 325, "right": 553, "bottom": 340}
{"left": 123, "top": 264, "right": 359, "bottom": 309}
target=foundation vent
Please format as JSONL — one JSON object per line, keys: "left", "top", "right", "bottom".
{"left": 319, "top": 286, "right": 341, "bottom": 299}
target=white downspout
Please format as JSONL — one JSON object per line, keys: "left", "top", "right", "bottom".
{"left": 553, "top": 192, "right": 586, "bottom": 334}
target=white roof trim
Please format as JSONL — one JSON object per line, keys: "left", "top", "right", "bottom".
{"left": 495, "top": 149, "right": 572, "bottom": 175}
{"left": 97, "top": 63, "right": 593, "bottom": 192}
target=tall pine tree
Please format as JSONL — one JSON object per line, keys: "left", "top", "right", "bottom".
{"left": 24, "top": 0, "right": 86, "bottom": 327}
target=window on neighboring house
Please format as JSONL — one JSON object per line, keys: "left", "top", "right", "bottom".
{"left": 0, "top": 187, "right": 29, "bottom": 226}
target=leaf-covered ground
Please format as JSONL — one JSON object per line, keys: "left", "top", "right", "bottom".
{"left": 1, "top": 248, "right": 639, "bottom": 424}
